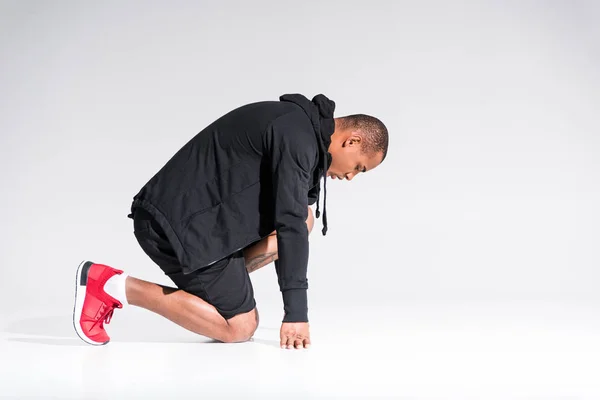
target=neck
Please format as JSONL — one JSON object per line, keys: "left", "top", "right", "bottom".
{"left": 329, "top": 119, "right": 346, "bottom": 150}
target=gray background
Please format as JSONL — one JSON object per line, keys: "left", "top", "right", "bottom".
{"left": 1, "top": 1, "right": 599, "bottom": 398}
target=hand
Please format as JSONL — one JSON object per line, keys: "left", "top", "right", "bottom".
{"left": 280, "top": 322, "right": 311, "bottom": 349}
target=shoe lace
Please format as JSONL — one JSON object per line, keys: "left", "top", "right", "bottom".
{"left": 92, "top": 302, "right": 121, "bottom": 328}
{"left": 104, "top": 307, "right": 115, "bottom": 324}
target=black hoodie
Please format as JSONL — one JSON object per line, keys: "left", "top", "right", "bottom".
{"left": 128, "top": 93, "right": 335, "bottom": 322}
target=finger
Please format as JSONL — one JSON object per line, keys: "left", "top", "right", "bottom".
{"left": 280, "top": 332, "right": 287, "bottom": 349}
{"left": 286, "top": 336, "right": 295, "bottom": 349}
{"left": 304, "top": 337, "right": 311, "bottom": 349}
{"left": 294, "top": 338, "right": 303, "bottom": 349}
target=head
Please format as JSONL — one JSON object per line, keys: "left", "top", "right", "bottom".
{"left": 327, "top": 114, "right": 388, "bottom": 181}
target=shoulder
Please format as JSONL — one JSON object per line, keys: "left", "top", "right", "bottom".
{"left": 269, "top": 108, "right": 317, "bottom": 150}
{"left": 265, "top": 109, "right": 319, "bottom": 169}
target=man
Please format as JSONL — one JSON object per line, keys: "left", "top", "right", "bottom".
{"left": 73, "top": 93, "right": 388, "bottom": 349}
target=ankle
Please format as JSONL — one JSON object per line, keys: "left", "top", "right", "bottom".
{"left": 103, "top": 272, "right": 129, "bottom": 306}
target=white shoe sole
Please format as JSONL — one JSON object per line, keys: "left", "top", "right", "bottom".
{"left": 73, "top": 260, "right": 108, "bottom": 346}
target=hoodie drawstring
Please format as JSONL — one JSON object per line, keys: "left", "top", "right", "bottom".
{"left": 321, "top": 157, "right": 328, "bottom": 235}
{"left": 315, "top": 189, "right": 320, "bottom": 219}
{"left": 314, "top": 152, "right": 328, "bottom": 235}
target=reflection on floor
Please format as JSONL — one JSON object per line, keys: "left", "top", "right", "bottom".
{"left": 1, "top": 302, "right": 599, "bottom": 399}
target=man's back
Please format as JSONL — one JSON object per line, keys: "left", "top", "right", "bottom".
{"left": 129, "top": 98, "right": 319, "bottom": 273}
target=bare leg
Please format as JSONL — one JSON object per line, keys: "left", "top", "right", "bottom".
{"left": 125, "top": 277, "right": 257, "bottom": 343}
{"left": 243, "top": 206, "right": 314, "bottom": 273}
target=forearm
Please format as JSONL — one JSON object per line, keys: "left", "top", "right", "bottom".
{"left": 244, "top": 233, "right": 278, "bottom": 273}
{"left": 243, "top": 207, "right": 314, "bottom": 273}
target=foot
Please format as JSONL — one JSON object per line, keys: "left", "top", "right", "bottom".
{"left": 73, "top": 261, "right": 123, "bottom": 345}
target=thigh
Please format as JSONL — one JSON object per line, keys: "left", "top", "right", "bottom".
{"left": 133, "top": 208, "right": 256, "bottom": 320}
{"left": 184, "top": 251, "right": 256, "bottom": 320}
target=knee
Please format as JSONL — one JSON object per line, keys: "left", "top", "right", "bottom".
{"left": 224, "top": 308, "right": 259, "bottom": 343}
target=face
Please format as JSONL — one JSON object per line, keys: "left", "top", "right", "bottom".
{"left": 327, "top": 135, "right": 383, "bottom": 181}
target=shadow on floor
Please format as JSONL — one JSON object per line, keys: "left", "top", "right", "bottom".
{"left": 3, "top": 315, "right": 217, "bottom": 345}
{"left": 1, "top": 315, "right": 280, "bottom": 348}
{"left": 250, "top": 338, "right": 282, "bottom": 348}
{"left": 6, "top": 337, "right": 90, "bottom": 347}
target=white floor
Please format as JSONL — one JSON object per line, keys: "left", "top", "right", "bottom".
{"left": 1, "top": 301, "right": 599, "bottom": 399}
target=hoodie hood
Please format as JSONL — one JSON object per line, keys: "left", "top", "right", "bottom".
{"left": 279, "top": 93, "right": 336, "bottom": 235}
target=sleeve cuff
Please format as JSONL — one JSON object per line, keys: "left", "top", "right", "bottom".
{"left": 282, "top": 288, "right": 308, "bottom": 323}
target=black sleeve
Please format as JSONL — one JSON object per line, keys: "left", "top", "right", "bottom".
{"left": 307, "top": 184, "right": 319, "bottom": 206}
{"left": 267, "top": 112, "right": 317, "bottom": 323}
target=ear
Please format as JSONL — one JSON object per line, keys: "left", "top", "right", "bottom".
{"left": 346, "top": 134, "right": 362, "bottom": 147}
{"left": 343, "top": 134, "right": 362, "bottom": 148}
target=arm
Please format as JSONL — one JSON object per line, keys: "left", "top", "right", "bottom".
{"left": 307, "top": 184, "right": 319, "bottom": 206}
{"left": 267, "top": 113, "right": 317, "bottom": 324}
{"left": 243, "top": 206, "right": 314, "bottom": 274}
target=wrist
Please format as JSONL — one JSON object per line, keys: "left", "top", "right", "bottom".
{"left": 282, "top": 288, "right": 308, "bottom": 322}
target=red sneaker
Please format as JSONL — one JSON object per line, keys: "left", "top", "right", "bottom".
{"left": 73, "top": 261, "right": 123, "bottom": 345}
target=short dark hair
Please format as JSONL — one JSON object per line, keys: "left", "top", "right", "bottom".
{"left": 338, "top": 114, "right": 389, "bottom": 162}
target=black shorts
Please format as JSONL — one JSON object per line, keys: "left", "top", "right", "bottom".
{"left": 131, "top": 207, "right": 256, "bottom": 320}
